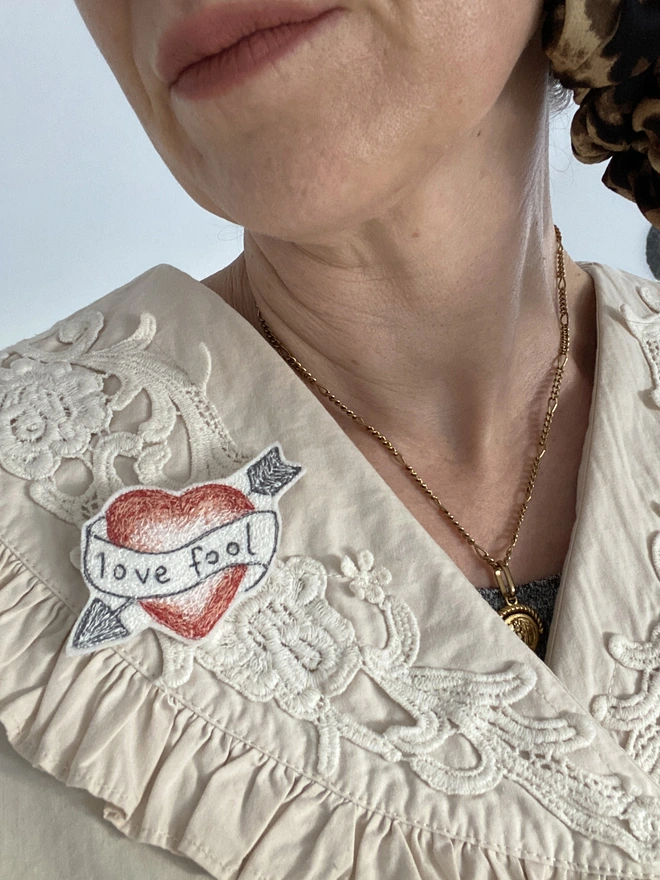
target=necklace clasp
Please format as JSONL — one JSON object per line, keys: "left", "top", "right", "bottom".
{"left": 493, "top": 560, "right": 518, "bottom": 605}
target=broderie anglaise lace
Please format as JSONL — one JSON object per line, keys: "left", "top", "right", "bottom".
{"left": 2, "top": 309, "right": 660, "bottom": 861}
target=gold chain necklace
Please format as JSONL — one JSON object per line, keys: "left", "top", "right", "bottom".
{"left": 256, "top": 225, "right": 569, "bottom": 651}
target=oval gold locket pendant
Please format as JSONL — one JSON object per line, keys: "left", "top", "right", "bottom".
{"left": 497, "top": 603, "right": 544, "bottom": 651}
{"left": 493, "top": 562, "right": 543, "bottom": 652}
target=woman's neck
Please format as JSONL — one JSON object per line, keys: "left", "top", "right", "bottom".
{"left": 203, "top": 92, "right": 595, "bottom": 478}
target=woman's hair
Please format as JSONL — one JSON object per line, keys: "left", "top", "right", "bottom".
{"left": 548, "top": 72, "right": 574, "bottom": 118}
{"left": 542, "top": 0, "right": 660, "bottom": 228}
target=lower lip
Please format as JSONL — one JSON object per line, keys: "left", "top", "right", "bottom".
{"left": 171, "top": 8, "right": 343, "bottom": 101}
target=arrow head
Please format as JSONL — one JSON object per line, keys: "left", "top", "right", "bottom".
{"left": 70, "top": 598, "right": 130, "bottom": 652}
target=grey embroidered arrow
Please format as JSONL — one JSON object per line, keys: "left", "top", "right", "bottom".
{"left": 71, "top": 598, "right": 131, "bottom": 650}
{"left": 248, "top": 445, "right": 302, "bottom": 496}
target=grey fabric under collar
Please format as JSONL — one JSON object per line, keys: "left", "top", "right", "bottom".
{"left": 476, "top": 573, "right": 562, "bottom": 662}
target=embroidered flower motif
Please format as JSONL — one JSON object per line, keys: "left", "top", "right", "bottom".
{"left": 341, "top": 549, "right": 390, "bottom": 604}
{"left": 0, "top": 359, "right": 111, "bottom": 480}
{"left": 197, "top": 557, "right": 363, "bottom": 755}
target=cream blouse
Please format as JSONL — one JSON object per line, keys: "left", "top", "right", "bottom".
{"left": 2, "top": 261, "right": 660, "bottom": 880}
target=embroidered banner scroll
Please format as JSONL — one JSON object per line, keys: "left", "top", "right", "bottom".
{"left": 83, "top": 510, "right": 278, "bottom": 598}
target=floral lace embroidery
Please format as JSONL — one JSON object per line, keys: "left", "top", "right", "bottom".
{"left": 592, "top": 619, "right": 660, "bottom": 781}
{"left": 157, "top": 551, "right": 660, "bottom": 862}
{"left": 0, "top": 311, "right": 244, "bottom": 528}
{"left": 0, "top": 359, "right": 112, "bottom": 480}
{"left": 596, "top": 289, "right": 660, "bottom": 780}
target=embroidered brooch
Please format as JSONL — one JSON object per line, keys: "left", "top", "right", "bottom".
{"left": 65, "top": 445, "right": 303, "bottom": 654}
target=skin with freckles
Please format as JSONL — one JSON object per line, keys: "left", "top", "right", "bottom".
{"left": 73, "top": 0, "right": 598, "bottom": 589}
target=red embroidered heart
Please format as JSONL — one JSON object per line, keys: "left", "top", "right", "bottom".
{"left": 106, "top": 484, "right": 254, "bottom": 640}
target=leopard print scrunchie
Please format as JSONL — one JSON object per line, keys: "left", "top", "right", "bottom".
{"left": 542, "top": 0, "right": 660, "bottom": 227}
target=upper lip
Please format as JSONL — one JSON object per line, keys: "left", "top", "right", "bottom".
{"left": 157, "top": 1, "right": 340, "bottom": 87}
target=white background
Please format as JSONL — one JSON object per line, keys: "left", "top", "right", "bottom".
{"left": 1, "top": 2, "right": 654, "bottom": 348}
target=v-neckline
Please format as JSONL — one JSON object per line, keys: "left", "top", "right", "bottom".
{"left": 172, "top": 259, "right": 605, "bottom": 662}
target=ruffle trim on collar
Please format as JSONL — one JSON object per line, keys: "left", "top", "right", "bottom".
{"left": 0, "top": 540, "right": 657, "bottom": 880}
